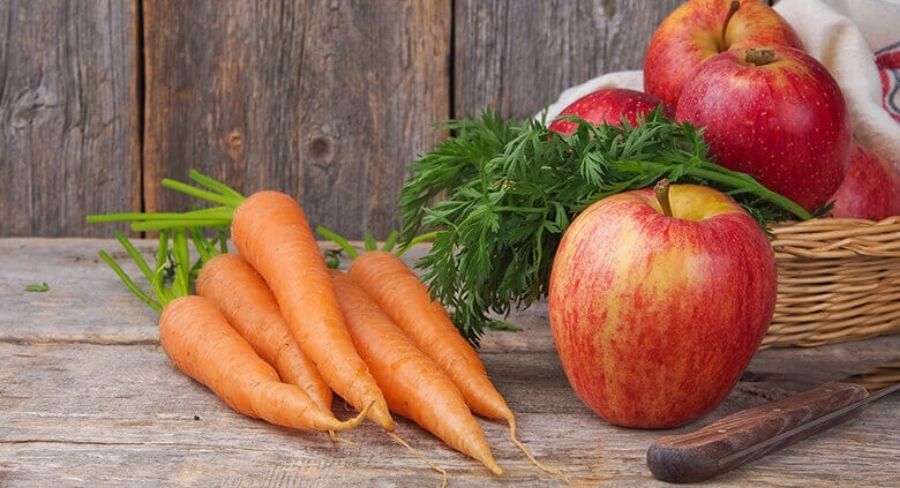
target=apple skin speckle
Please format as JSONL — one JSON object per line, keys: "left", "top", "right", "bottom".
{"left": 675, "top": 46, "right": 851, "bottom": 212}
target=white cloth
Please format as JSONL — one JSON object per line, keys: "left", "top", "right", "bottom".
{"left": 544, "top": 0, "right": 900, "bottom": 170}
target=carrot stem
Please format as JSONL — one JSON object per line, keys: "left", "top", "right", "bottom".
{"left": 172, "top": 229, "right": 191, "bottom": 297}
{"left": 316, "top": 226, "right": 359, "bottom": 259}
{"left": 382, "top": 230, "right": 400, "bottom": 253}
{"left": 190, "top": 229, "right": 212, "bottom": 264}
{"left": 98, "top": 250, "right": 162, "bottom": 313}
{"left": 396, "top": 231, "right": 440, "bottom": 257}
{"left": 188, "top": 170, "right": 245, "bottom": 201}
{"left": 152, "top": 230, "right": 173, "bottom": 304}
{"left": 161, "top": 178, "right": 242, "bottom": 208}
{"left": 216, "top": 227, "right": 229, "bottom": 254}
{"left": 114, "top": 230, "right": 154, "bottom": 283}
{"left": 86, "top": 207, "right": 233, "bottom": 223}
{"left": 363, "top": 231, "right": 377, "bottom": 252}
{"left": 131, "top": 219, "right": 233, "bottom": 232}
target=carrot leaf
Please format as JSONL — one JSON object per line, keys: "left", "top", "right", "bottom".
{"left": 397, "top": 108, "right": 811, "bottom": 342}
{"left": 324, "top": 249, "right": 343, "bottom": 269}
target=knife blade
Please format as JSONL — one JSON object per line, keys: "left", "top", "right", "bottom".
{"left": 646, "top": 360, "right": 899, "bottom": 483}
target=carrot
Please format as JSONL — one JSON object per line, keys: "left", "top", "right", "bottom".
{"left": 195, "top": 252, "right": 332, "bottom": 412}
{"left": 330, "top": 269, "right": 502, "bottom": 475}
{"left": 160, "top": 295, "right": 367, "bottom": 431}
{"left": 230, "top": 192, "right": 394, "bottom": 431}
{"left": 89, "top": 173, "right": 393, "bottom": 431}
{"left": 347, "top": 251, "right": 510, "bottom": 417}
{"left": 97, "top": 229, "right": 369, "bottom": 433}
{"left": 346, "top": 250, "right": 562, "bottom": 478}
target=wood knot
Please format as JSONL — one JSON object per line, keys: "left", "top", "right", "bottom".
{"left": 308, "top": 137, "right": 331, "bottom": 157}
{"left": 226, "top": 129, "right": 244, "bottom": 160}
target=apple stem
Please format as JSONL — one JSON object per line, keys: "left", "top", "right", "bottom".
{"left": 745, "top": 48, "right": 776, "bottom": 66}
{"left": 655, "top": 179, "right": 673, "bottom": 218}
{"left": 721, "top": 1, "right": 740, "bottom": 50}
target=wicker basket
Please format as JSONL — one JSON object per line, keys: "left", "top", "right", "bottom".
{"left": 763, "top": 216, "right": 900, "bottom": 348}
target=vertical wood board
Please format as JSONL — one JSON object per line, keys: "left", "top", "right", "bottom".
{"left": 454, "top": 0, "right": 682, "bottom": 119}
{"left": 0, "top": 0, "right": 141, "bottom": 236}
{"left": 143, "top": 0, "right": 451, "bottom": 239}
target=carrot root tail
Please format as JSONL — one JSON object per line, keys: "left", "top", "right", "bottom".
{"left": 509, "top": 418, "right": 569, "bottom": 484}
{"left": 328, "top": 430, "right": 358, "bottom": 447}
{"left": 388, "top": 432, "right": 449, "bottom": 488}
{"left": 332, "top": 400, "right": 374, "bottom": 432}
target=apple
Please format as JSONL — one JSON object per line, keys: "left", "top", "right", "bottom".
{"left": 548, "top": 182, "right": 776, "bottom": 428}
{"left": 831, "top": 144, "right": 900, "bottom": 220}
{"left": 644, "top": 0, "right": 803, "bottom": 109}
{"left": 675, "top": 46, "right": 851, "bottom": 212}
{"left": 548, "top": 88, "right": 670, "bottom": 135}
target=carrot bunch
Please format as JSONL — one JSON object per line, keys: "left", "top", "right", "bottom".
{"left": 97, "top": 229, "right": 370, "bottom": 433}
{"left": 89, "top": 170, "right": 562, "bottom": 480}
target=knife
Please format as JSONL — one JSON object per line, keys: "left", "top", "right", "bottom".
{"left": 646, "top": 360, "right": 900, "bottom": 483}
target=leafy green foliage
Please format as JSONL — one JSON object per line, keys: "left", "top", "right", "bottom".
{"left": 399, "top": 108, "right": 812, "bottom": 344}
{"left": 24, "top": 283, "right": 49, "bottom": 292}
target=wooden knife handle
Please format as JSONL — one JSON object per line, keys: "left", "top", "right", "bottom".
{"left": 646, "top": 382, "right": 869, "bottom": 483}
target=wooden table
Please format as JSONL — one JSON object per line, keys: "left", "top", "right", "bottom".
{"left": 1, "top": 238, "right": 897, "bottom": 487}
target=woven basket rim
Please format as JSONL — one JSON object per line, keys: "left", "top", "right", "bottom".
{"left": 770, "top": 216, "right": 900, "bottom": 259}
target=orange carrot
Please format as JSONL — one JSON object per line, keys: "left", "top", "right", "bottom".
{"left": 196, "top": 253, "right": 332, "bottom": 411}
{"left": 95, "top": 229, "right": 367, "bottom": 433}
{"left": 330, "top": 270, "right": 502, "bottom": 475}
{"left": 348, "top": 251, "right": 560, "bottom": 476}
{"left": 231, "top": 191, "right": 394, "bottom": 431}
{"left": 160, "top": 295, "right": 368, "bottom": 432}
{"left": 349, "top": 251, "right": 511, "bottom": 420}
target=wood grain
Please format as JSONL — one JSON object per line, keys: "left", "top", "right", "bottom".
{"left": 142, "top": 0, "right": 450, "bottom": 240}
{"left": 0, "top": 0, "right": 140, "bottom": 237}
{"left": 0, "top": 238, "right": 898, "bottom": 486}
{"left": 453, "top": 0, "right": 682, "bottom": 119}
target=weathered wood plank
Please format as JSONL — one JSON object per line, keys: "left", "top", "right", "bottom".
{"left": 142, "top": 0, "right": 450, "bottom": 240}
{"left": 453, "top": 0, "right": 681, "bottom": 119}
{"left": 0, "top": 238, "right": 429, "bottom": 344}
{"left": 0, "top": 238, "right": 898, "bottom": 486}
{"left": 0, "top": 0, "right": 141, "bottom": 237}
{"left": 0, "top": 342, "right": 897, "bottom": 487}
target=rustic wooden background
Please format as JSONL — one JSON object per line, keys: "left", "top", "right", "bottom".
{"left": 0, "top": 0, "right": 681, "bottom": 239}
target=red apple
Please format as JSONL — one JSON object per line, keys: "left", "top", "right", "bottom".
{"left": 548, "top": 88, "right": 670, "bottom": 135}
{"left": 644, "top": 0, "right": 803, "bottom": 109}
{"left": 831, "top": 144, "right": 900, "bottom": 220}
{"left": 675, "top": 46, "right": 851, "bottom": 212}
{"left": 548, "top": 183, "right": 776, "bottom": 428}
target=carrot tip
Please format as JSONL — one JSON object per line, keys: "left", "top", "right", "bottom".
{"left": 328, "top": 430, "right": 358, "bottom": 447}
{"left": 333, "top": 400, "right": 374, "bottom": 432}
{"left": 388, "top": 432, "right": 449, "bottom": 488}
{"left": 509, "top": 418, "right": 569, "bottom": 483}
